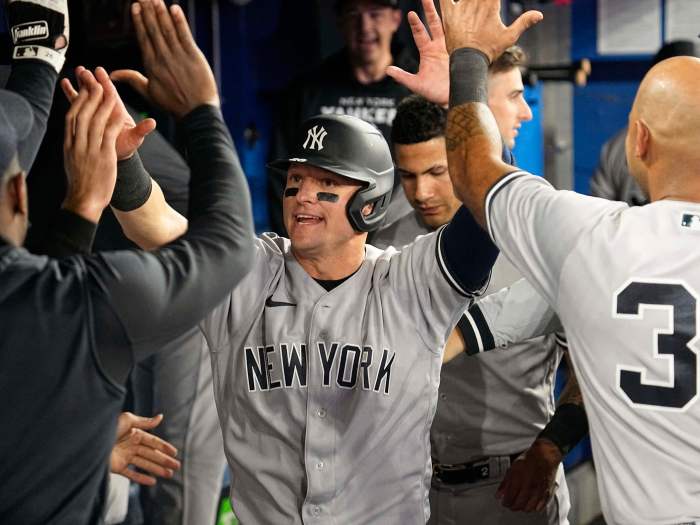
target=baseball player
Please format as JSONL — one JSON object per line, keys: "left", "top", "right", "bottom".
{"left": 0, "top": 1, "right": 256, "bottom": 523}
{"left": 432, "top": 1, "right": 700, "bottom": 523}
{"left": 373, "top": 93, "right": 583, "bottom": 524}
{"left": 77, "top": 3, "right": 500, "bottom": 523}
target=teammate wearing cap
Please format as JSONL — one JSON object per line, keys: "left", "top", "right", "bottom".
{"left": 109, "top": 113, "right": 497, "bottom": 524}
{"left": 419, "top": 0, "right": 700, "bottom": 523}
{"left": 107, "top": 113, "right": 499, "bottom": 524}
{"left": 373, "top": 92, "right": 582, "bottom": 524}
{"left": 0, "top": 1, "right": 255, "bottom": 522}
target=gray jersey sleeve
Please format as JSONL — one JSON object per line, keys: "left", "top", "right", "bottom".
{"left": 485, "top": 172, "right": 626, "bottom": 307}
{"left": 459, "top": 277, "right": 563, "bottom": 354}
{"left": 384, "top": 227, "right": 473, "bottom": 352}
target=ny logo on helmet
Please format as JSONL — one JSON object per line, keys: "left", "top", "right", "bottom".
{"left": 303, "top": 125, "right": 328, "bottom": 151}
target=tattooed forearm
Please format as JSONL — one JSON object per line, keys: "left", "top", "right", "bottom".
{"left": 445, "top": 103, "right": 488, "bottom": 152}
{"left": 444, "top": 100, "right": 511, "bottom": 226}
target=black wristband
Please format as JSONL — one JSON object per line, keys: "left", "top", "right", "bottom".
{"left": 538, "top": 403, "right": 589, "bottom": 455}
{"left": 449, "top": 48, "right": 490, "bottom": 108}
{"left": 112, "top": 152, "right": 153, "bottom": 212}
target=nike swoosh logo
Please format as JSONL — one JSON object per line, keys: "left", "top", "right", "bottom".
{"left": 265, "top": 297, "right": 297, "bottom": 308}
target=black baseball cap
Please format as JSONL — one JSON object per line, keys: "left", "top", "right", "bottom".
{"left": 335, "top": 0, "right": 400, "bottom": 13}
{"left": 0, "top": 89, "right": 33, "bottom": 177}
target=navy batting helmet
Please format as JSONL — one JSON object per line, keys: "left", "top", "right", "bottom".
{"left": 269, "top": 114, "right": 394, "bottom": 232}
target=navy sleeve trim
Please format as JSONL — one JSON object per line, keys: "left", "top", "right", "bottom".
{"left": 457, "top": 304, "right": 496, "bottom": 356}
{"left": 435, "top": 225, "right": 471, "bottom": 298}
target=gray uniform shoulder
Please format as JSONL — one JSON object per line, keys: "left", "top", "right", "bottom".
{"left": 591, "top": 126, "right": 647, "bottom": 206}
{"left": 258, "top": 231, "right": 290, "bottom": 256}
{"left": 371, "top": 210, "right": 432, "bottom": 250}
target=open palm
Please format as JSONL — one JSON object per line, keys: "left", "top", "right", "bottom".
{"left": 61, "top": 66, "right": 156, "bottom": 161}
{"left": 386, "top": 0, "right": 449, "bottom": 106}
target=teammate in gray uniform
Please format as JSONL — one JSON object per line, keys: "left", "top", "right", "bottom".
{"left": 96, "top": 6, "right": 502, "bottom": 524}
{"left": 430, "top": 0, "right": 700, "bottom": 522}
{"left": 373, "top": 94, "right": 581, "bottom": 523}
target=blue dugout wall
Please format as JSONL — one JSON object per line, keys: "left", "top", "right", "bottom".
{"left": 570, "top": 0, "right": 684, "bottom": 194}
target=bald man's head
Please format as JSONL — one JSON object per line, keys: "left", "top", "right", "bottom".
{"left": 626, "top": 56, "right": 700, "bottom": 198}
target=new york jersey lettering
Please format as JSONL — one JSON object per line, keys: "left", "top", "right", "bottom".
{"left": 245, "top": 342, "right": 395, "bottom": 394}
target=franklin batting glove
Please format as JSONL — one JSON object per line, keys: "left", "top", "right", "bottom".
{"left": 7, "top": 0, "right": 69, "bottom": 73}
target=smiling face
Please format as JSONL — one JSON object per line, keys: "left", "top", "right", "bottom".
{"left": 339, "top": 0, "right": 401, "bottom": 67}
{"left": 487, "top": 67, "right": 533, "bottom": 149}
{"left": 283, "top": 163, "right": 365, "bottom": 257}
{"left": 395, "top": 137, "right": 461, "bottom": 229}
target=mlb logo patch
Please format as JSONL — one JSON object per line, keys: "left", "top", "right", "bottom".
{"left": 681, "top": 213, "right": 700, "bottom": 231}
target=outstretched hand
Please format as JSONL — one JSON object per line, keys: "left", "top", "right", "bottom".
{"left": 111, "top": 0, "right": 219, "bottom": 118}
{"left": 61, "top": 66, "right": 156, "bottom": 161}
{"left": 62, "top": 70, "right": 122, "bottom": 223}
{"left": 438, "top": 0, "right": 542, "bottom": 61}
{"left": 111, "top": 412, "right": 181, "bottom": 486}
{"left": 496, "top": 438, "right": 562, "bottom": 513}
{"left": 386, "top": 0, "right": 449, "bottom": 106}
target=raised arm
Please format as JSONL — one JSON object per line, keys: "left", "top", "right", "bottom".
{"left": 60, "top": 63, "right": 187, "bottom": 250}
{"left": 4, "top": 0, "right": 69, "bottom": 170}
{"left": 439, "top": 0, "right": 541, "bottom": 226}
{"left": 58, "top": 0, "right": 221, "bottom": 251}
{"left": 55, "top": 1, "right": 255, "bottom": 384}
{"left": 103, "top": 0, "right": 222, "bottom": 249}
{"left": 386, "top": 0, "right": 449, "bottom": 107}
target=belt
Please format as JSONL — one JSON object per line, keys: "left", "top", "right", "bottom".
{"left": 432, "top": 453, "right": 523, "bottom": 485}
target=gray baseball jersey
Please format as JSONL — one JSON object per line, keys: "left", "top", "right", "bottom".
{"left": 373, "top": 210, "right": 566, "bottom": 462}
{"left": 201, "top": 230, "right": 475, "bottom": 524}
{"left": 486, "top": 171, "right": 700, "bottom": 525}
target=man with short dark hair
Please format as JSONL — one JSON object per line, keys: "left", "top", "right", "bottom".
{"left": 374, "top": 91, "right": 578, "bottom": 525}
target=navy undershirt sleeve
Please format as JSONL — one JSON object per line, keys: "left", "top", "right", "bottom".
{"left": 4, "top": 62, "right": 57, "bottom": 171}
{"left": 440, "top": 206, "right": 498, "bottom": 295}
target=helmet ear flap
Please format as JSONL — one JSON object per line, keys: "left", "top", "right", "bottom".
{"left": 347, "top": 183, "right": 394, "bottom": 232}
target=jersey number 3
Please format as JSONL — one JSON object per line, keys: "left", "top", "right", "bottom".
{"left": 615, "top": 281, "right": 698, "bottom": 410}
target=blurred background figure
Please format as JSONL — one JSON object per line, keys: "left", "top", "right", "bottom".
{"left": 590, "top": 40, "right": 699, "bottom": 205}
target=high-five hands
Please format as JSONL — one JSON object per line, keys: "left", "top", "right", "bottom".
{"left": 438, "top": 0, "right": 542, "bottom": 60}
{"left": 386, "top": 0, "right": 450, "bottom": 106}
{"left": 61, "top": 67, "right": 156, "bottom": 161}
{"left": 388, "top": 0, "right": 543, "bottom": 105}
{"left": 111, "top": 0, "right": 220, "bottom": 118}
{"left": 62, "top": 69, "right": 122, "bottom": 223}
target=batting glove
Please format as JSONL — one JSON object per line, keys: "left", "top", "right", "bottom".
{"left": 7, "top": 0, "right": 69, "bottom": 73}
